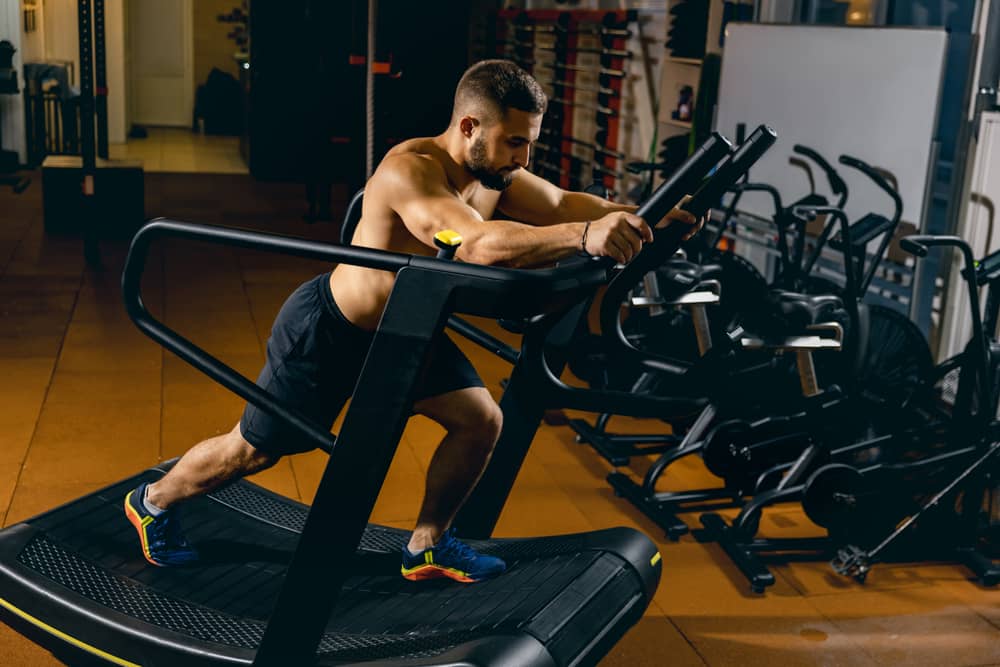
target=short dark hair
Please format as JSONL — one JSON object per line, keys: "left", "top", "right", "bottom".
{"left": 451, "top": 60, "right": 547, "bottom": 125}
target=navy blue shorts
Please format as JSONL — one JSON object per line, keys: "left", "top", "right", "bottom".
{"left": 240, "top": 272, "right": 485, "bottom": 456}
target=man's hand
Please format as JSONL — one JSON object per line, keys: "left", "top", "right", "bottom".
{"left": 585, "top": 211, "right": 654, "bottom": 264}
{"left": 656, "top": 195, "right": 705, "bottom": 241}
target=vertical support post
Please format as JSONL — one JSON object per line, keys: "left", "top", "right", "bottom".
{"left": 253, "top": 270, "right": 452, "bottom": 666}
{"left": 558, "top": 12, "right": 577, "bottom": 191}
{"left": 598, "top": 10, "right": 631, "bottom": 193}
{"left": 365, "top": 0, "right": 377, "bottom": 179}
{"left": 910, "top": 140, "right": 941, "bottom": 334}
{"left": 94, "top": 0, "right": 108, "bottom": 159}
{"left": 455, "top": 299, "right": 592, "bottom": 538}
{"left": 690, "top": 304, "right": 713, "bottom": 355}
{"left": 796, "top": 350, "right": 821, "bottom": 397}
{"left": 77, "top": 0, "right": 101, "bottom": 267}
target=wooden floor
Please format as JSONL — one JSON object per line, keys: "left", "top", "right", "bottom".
{"left": 0, "top": 174, "right": 997, "bottom": 666}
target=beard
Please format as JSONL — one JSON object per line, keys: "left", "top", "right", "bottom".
{"left": 466, "top": 137, "right": 515, "bottom": 191}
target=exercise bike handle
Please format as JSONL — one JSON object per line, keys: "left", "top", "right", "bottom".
{"left": 838, "top": 154, "right": 903, "bottom": 222}
{"left": 640, "top": 125, "right": 776, "bottom": 257}
{"left": 727, "top": 182, "right": 784, "bottom": 220}
{"left": 898, "top": 236, "right": 928, "bottom": 257}
{"left": 793, "top": 144, "right": 848, "bottom": 199}
{"left": 900, "top": 234, "right": 975, "bottom": 273}
{"left": 681, "top": 125, "right": 778, "bottom": 218}
{"left": 792, "top": 204, "right": 859, "bottom": 298}
{"left": 636, "top": 131, "right": 732, "bottom": 225}
{"left": 901, "top": 234, "right": 993, "bottom": 420}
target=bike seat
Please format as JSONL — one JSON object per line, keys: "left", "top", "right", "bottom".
{"left": 742, "top": 290, "right": 846, "bottom": 339}
{"left": 654, "top": 259, "right": 724, "bottom": 303}
{"left": 792, "top": 193, "right": 827, "bottom": 208}
{"left": 770, "top": 290, "right": 844, "bottom": 327}
{"left": 657, "top": 258, "right": 723, "bottom": 285}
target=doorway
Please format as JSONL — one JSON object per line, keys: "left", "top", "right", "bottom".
{"left": 127, "top": 0, "right": 193, "bottom": 128}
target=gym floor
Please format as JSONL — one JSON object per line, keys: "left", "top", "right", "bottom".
{"left": 108, "top": 127, "right": 249, "bottom": 175}
{"left": 0, "top": 173, "right": 997, "bottom": 666}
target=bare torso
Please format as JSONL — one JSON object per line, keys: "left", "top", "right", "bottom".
{"left": 330, "top": 137, "right": 500, "bottom": 330}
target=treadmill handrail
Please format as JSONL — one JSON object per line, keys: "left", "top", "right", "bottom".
{"left": 125, "top": 218, "right": 617, "bottom": 294}
{"left": 120, "top": 220, "right": 416, "bottom": 453}
{"left": 121, "top": 219, "right": 614, "bottom": 454}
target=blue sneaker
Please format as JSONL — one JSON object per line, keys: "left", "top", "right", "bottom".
{"left": 401, "top": 528, "right": 506, "bottom": 583}
{"left": 124, "top": 483, "right": 199, "bottom": 567}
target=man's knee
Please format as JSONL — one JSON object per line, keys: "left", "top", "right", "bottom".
{"left": 419, "top": 389, "right": 503, "bottom": 445}
{"left": 448, "top": 393, "right": 503, "bottom": 445}
{"left": 466, "top": 399, "right": 503, "bottom": 446}
{"left": 228, "top": 424, "right": 280, "bottom": 473}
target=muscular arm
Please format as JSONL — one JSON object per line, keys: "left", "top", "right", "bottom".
{"left": 381, "top": 154, "right": 592, "bottom": 268}
{"left": 497, "top": 168, "right": 635, "bottom": 225}
{"left": 498, "top": 165, "right": 703, "bottom": 239}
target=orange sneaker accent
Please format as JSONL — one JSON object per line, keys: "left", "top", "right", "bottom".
{"left": 400, "top": 564, "right": 477, "bottom": 583}
{"left": 124, "top": 491, "right": 161, "bottom": 567}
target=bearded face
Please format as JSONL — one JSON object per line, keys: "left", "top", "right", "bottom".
{"left": 465, "top": 135, "right": 516, "bottom": 191}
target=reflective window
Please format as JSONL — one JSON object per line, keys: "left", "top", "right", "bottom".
{"left": 799, "top": 0, "right": 886, "bottom": 25}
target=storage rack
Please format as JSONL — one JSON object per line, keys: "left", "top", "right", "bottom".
{"left": 496, "top": 8, "right": 638, "bottom": 195}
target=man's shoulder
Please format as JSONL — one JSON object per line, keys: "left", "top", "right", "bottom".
{"left": 374, "top": 150, "right": 448, "bottom": 190}
{"left": 379, "top": 151, "right": 441, "bottom": 176}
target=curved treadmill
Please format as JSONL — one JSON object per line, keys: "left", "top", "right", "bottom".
{"left": 0, "top": 468, "right": 657, "bottom": 667}
{"left": 0, "top": 134, "right": 753, "bottom": 666}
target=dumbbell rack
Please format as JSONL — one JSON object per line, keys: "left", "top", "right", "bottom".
{"left": 494, "top": 8, "right": 636, "bottom": 195}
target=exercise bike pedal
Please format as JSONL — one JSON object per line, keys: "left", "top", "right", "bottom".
{"left": 831, "top": 544, "right": 870, "bottom": 582}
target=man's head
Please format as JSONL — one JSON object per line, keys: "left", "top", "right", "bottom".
{"left": 450, "top": 60, "right": 547, "bottom": 190}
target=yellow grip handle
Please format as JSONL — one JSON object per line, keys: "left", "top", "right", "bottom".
{"left": 434, "top": 230, "right": 463, "bottom": 247}
{"left": 434, "top": 230, "right": 463, "bottom": 260}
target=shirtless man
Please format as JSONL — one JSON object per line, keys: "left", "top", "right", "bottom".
{"left": 125, "top": 60, "right": 699, "bottom": 582}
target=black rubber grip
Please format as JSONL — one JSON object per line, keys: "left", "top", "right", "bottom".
{"left": 636, "top": 132, "right": 732, "bottom": 225}
{"left": 683, "top": 125, "right": 778, "bottom": 217}
{"left": 899, "top": 237, "right": 928, "bottom": 257}
{"left": 900, "top": 235, "right": 981, "bottom": 286}
{"left": 839, "top": 154, "right": 898, "bottom": 202}
{"left": 793, "top": 144, "right": 847, "bottom": 195}
{"left": 626, "top": 161, "right": 661, "bottom": 174}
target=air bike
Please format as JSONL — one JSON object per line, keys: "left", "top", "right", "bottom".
{"left": 0, "top": 128, "right": 775, "bottom": 665}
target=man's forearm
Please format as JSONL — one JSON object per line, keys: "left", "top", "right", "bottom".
{"left": 555, "top": 192, "right": 636, "bottom": 224}
{"left": 460, "top": 219, "right": 588, "bottom": 268}
{"left": 471, "top": 193, "right": 632, "bottom": 267}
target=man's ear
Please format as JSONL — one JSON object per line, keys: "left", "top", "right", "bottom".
{"left": 459, "top": 116, "right": 479, "bottom": 138}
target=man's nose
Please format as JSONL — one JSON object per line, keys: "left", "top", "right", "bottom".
{"left": 513, "top": 146, "right": 530, "bottom": 168}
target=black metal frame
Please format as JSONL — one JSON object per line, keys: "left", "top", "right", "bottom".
{"left": 122, "top": 221, "right": 613, "bottom": 665}
{"left": 601, "top": 165, "right": 915, "bottom": 544}
{"left": 709, "top": 144, "right": 848, "bottom": 289}
{"left": 94, "top": 0, "right": 108, "bottom": 159}
{"left": 455, "top": 128, "right": 778, "bottom": 536}
{"left": 604, "top": 210, "right": 860, "bottom": 542}
{"left": 699, "top": 235, "right": 1000, "bottom": 592}
{"left": 570, "top": 143, "right": 845, "bottom": 464}
{"left": 76, "top": 0, "right": 101, "bottom": 266}
{"left": 0, "top": 124, "right": 774, "bottom": 666}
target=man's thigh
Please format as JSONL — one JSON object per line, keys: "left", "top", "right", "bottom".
{"left": 413, "top": 386, "right": 499, "bottom": 433}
